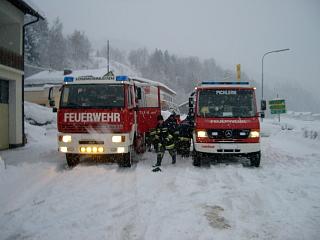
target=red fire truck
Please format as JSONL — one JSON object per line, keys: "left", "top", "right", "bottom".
{"left": 51, "top": 73, "right": 161, "bottom": 167}
{"left": 189, "top": 81, "right": 261, "bottom": 167}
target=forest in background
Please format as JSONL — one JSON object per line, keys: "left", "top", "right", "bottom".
{"left": 24, "top": 17, "right": 319, "bottom": 111}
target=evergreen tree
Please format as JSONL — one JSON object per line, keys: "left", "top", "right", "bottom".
{"left": 47, "top": 18, "right": 67, "bottom": 70}
{"left": 67, "top": 30, "right": 91, "bottom": 68}
{"left": 24, "top": 16, "right": 49, "bottom": 66}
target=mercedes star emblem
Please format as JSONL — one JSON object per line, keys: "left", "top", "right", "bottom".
{"left": 225, "top": 130, "right": 232, "bottom": 138}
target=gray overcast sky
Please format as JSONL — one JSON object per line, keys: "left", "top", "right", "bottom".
{"left": 32, "top": 0, "right": 320, "bottom": 96}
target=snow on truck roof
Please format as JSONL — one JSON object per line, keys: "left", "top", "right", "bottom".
{"left": 25, "top": 68, "right": 176, "bottom": 95}
{"left": 131, "top": 77, "right": 176, "bottom": 95}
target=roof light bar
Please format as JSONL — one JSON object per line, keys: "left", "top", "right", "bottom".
{"left": 201, "top": 81, "right": 249, "bottom": 85}
{"left": 116, "top": 75, "right": 129, "bottom": 81}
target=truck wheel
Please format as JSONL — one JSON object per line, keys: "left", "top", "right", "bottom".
{"left": 193, "top": 151, "right": 201, "bottom": 167}
{"left": 118, "top": 152, "right": 132, "bottom": 168}
{"left": 66, "top": 153, "right": 80, "bottom": 168}
{"left": 249, "top": 151, "right": 261, "bottom": 167}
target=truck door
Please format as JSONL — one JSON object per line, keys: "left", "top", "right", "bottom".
{"left": 137, "top": 85, "right": 161, "bottom": 134}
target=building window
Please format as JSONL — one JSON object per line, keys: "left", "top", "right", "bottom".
{"left": 0, "top": 80, "right": 9, "bottom": 104}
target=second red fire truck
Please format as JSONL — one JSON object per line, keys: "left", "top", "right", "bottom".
{"left": 189, "top": 81, "right": 262, "bottom": 167}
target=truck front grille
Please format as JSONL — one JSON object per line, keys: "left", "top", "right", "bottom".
{"left": 207, "top": 129, "right": 250, "bottom": 139}
{"left": 59, "top": 124, "right": 123, "bottom": 133}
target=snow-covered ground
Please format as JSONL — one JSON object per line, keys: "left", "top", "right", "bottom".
{"left": 1, "top": 103, "right": 320, "bottom": 240}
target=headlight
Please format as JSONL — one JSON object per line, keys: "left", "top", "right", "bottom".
{"left": 197, "top": 130, "right": 208, "bottom": 138}
{"left": 62, "top": 135, "right": 72, "bottom": 143}
{"left": 112, "top": 135, "right": 125, "bottom": 143}
{"left": 249, "top": 131, "right": 260, "bottom": 138}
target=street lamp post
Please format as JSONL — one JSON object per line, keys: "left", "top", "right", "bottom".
{"left": 261, "top": 48, "right": 290, "bottom": 114}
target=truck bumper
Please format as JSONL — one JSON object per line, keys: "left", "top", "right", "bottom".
{"left": 58, "top": 132, "right": 133, "bottom": 154}
{"left": 194, "top": 142, "right": 260, "bottom": 154}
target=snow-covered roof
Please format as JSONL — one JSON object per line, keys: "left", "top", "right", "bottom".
{"left": 24, "top": 84, "right": 58, "bottom": 92}
{"left": 8, "top": 0, "right": 45, "bottom": 19}
{"left": 132, "top": 77, "right": 176, "bottom": 95}
{"left": 25, "top": 68, "right": 111, "bottom": 86}
{"left": 178, "top": 101, "right": 188, "bottom": 107}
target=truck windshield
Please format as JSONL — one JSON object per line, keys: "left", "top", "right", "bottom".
{"left": 60, "top": 84, "right": 124, "bottom": 108}
{"left": 198, "top": 89, "right": 256, "bottom": 118}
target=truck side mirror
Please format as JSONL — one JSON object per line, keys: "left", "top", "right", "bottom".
{"left": 52, "top": 107, "right": 57, "bottom": 113}
{"left": 261, "top": 100, "right": 266, "bottom": 111}
{"left": 189, "top": 97, "right": 194, "bottom": 108}
{"left": 137, "top": 88, "right": 142, "bottom": 100}
{"left": 49, "top": 100, "right": 55, "bottom": 107}
{"left": 48, "top": 87, "right": 55, "bottom": 107}
{"left": 189, "top": 97, "right": 194, "bottom": 116}
{"left": 260, "top": 112, "right": 265, "bottom": 118}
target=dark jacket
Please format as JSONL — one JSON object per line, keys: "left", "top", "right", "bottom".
{"left": 154, "top": 123, "right": 175, "bottom": 150}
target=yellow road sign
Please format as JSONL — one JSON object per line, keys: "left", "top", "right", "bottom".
{"left": 236, "top": 64, "right": 241, "bottom": 80}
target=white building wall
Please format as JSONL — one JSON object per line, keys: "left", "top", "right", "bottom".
{"left": 0, "top": 65, "right": 23, "bottom": 146}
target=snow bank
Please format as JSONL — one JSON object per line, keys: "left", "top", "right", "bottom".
{"left": 24, "top": 101, "right": 56, "bottom": 126}
{"left": 268, "top": 111, "right": 320, "bottom": 141}
{"left": 286, "top": 111, "right": 320, "bottom": 121}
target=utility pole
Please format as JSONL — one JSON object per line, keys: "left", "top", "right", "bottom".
{"left": 277, "top": 93, "right": 281, "bottom": 122}
{"left": 107, "top": 40, "right": 110, "bottom": 72}
{"left": 261, "top": 48, "right": 289, "bottom": 121}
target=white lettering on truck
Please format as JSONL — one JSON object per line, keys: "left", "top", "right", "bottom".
{"left": 64, "top": 113, "right": 121, "bottom": 123}
{"left": 216, "top": 90, "right": 236, "bottom": 95}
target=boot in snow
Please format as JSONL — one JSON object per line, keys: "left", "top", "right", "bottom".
{"left": 172, "top": 155, "right": 176, "bottom": 164}
{"left": 152, "top": 167, "right": 162, "bottom": 172}
{"left": 152, "top": 157, "right": 162, "bottom": 167}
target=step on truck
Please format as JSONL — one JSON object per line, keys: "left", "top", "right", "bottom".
{"left": 189, "top": 81, "right": 263, "bottom": 167}
{"left": 51, "top": 73, "right": 161, "bottom": 167}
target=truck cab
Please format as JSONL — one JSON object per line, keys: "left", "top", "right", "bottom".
{"left": 54, "top": 74, "right": 161, "bottom": 168}
{"left": 190, "top": 81, "right": 261, "bottom": 167}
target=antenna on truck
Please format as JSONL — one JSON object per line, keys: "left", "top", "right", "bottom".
{"left": 107, "top": 40, "right": 110, "bottom": 72}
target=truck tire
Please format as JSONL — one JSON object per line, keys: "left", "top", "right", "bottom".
{"left": 192, "top": 151, "right": 201, "bottom": 167}
{"left": 249, "top": 151, "right": 261, "bottom": 167}
{"left": 66, "top": 153, "right": 80, "bottom": 168}
{"left": 118, "top": 152, "right": 132, "bottom": 168}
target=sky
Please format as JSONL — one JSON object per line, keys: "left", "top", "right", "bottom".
{"left": 31, "top": 0, "right": 320, "bottom": 100}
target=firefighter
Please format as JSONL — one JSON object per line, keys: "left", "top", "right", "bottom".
{"left": 146, "top": 127, "right": 157, "bottom": 152}
{"left": 177, "top": 115, "right": 194, "bottom": 157}
{"left": 164, "top": 112, "right": 180, "bottom": 146}
{"left": 153, "top": 115, "right": 176, "bottom": 167}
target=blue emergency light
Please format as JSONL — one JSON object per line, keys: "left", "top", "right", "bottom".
{"left": 201, "top": 81, "right": 249, "bottom": 85}
{"left": 64, "top": 76, "right": 74, "bottom": 83}
{"left": 116, "top": 75, "right": 129, "bottom": 81}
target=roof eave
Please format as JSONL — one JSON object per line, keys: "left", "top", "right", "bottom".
{"left": 7, "top": 0, "right": 45, "bottom": 20}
